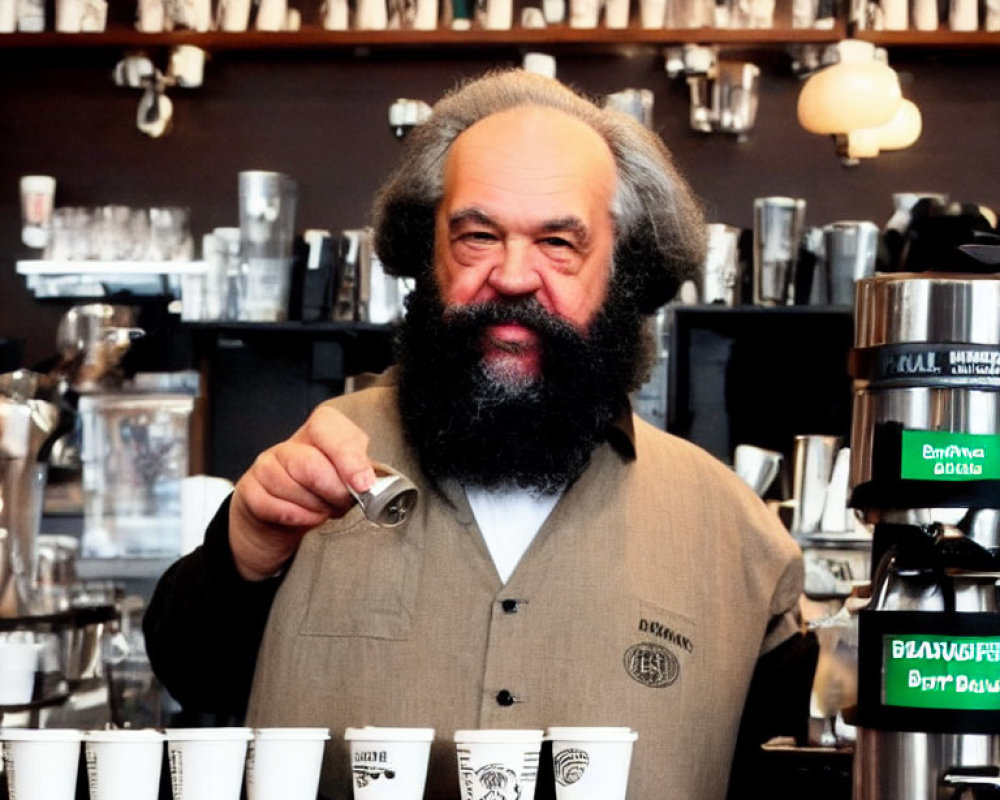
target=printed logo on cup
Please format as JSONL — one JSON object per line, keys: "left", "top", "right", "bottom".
{"left": 352, "top": 749, "right": 397, "bottom": 788}
{"left": 553, "top": 748, "right": 590, "bottom": 786}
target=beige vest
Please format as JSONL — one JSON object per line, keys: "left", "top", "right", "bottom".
{"left": 247, "top": 384, "right": 803, "bottom": 800}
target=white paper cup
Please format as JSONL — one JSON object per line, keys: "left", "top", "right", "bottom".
{"left": 0, "top": 642, "right": 40, "bottom": 705}
{"left": 546, "top": 727, "right": 638, "bottom": 800}
{"left": 454, "top": 729, "right": 544, "bottom": 800}
{"left": 165, "top": 728, "right": 252, "bottom": 800}
{"left": 84, "top": 729, "right": 165, "bottom": 800}
{"left": 1, "top": 728, "right": 82, "bottom": 800}
{"left": 246, "top": 727, "right": 330, "bottom": 800}
{"left": 344, "top": 727, "right": 434, "bottom": 799}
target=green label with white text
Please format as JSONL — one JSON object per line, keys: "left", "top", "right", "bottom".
{"left": 883, "top": 634, "right": 1000, "bottom": 711}
{"left": 899, "top": 430, "right": 1000, "bottom": 481}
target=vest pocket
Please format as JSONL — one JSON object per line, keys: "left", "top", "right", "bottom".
{"left": 299, "top": 516, "right": 421, "bottom": 639}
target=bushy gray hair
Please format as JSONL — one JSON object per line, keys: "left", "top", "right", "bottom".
{"left": 371, "top": 68, "right": 706, "bottom": 314}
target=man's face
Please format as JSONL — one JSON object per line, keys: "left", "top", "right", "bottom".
{"left": 433, "top": 106, "right": 618, "bottom": 387}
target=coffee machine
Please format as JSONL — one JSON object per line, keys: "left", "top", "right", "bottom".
{"left": 848, "top": 273, "right": 1000, "bottom": 800}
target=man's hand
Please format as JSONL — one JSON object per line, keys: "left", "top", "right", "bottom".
{"left": 228, "top": 404, "right": 377, "bottom": 581}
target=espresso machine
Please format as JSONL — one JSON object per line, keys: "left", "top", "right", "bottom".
{"left": 848, "top": 272, "right": 1000, "bottom": 800}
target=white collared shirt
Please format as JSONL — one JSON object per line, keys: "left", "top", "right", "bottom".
{"left": 464, "top": 484, "right": 563, "bottom": 584}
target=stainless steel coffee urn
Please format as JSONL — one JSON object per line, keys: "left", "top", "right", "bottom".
{"left": 848, "top": 273, "right": 1000, "bottom": 800}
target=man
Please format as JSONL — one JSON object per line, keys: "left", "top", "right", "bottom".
{"left": 144, "top": 69, "right": 808, "bottom": 800}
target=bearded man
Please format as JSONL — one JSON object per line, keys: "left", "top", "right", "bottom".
{"left": 144, "top": 69, "right": 810, "bottom": 800}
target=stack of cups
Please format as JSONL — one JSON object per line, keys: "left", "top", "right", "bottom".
{"left": 84, "top": 729, "right": 166, "bottom": 800}
{"left": 454, "top": 729, "right": 545, "bottom": 800}
{"left": 344, "top": 726, "right": 435, "bottom": 799}
{"left": 165, "top": 727, "right": 253, "bottom": 800}
{"left": 1, "top": 728, "right": 82, "bottom": 800}
{"left": 246, "top": 727, "right": 331, "bottom": 800}
{"left": 547, "top": 726, "right": 638, "bottom": 800}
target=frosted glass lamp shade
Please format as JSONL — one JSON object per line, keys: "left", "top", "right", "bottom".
{"left": 875, "top": 98, "right": 923, "bottom": 150}
{"left": 797, "top": 60, "right": 903, "bottom": 134}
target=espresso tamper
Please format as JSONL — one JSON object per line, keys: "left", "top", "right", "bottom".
{"left": 347, "top": 463, "right": 418, "bottom": 528}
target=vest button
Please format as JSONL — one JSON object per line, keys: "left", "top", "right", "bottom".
{"left": 501, "top": 599, "right": 519, "bottom": 613}
{"left": 496, "top": 689, "right": 517, "bottom": 707}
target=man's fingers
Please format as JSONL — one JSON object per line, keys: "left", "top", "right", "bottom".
{"left": 294, "top": 406, "right": 376, "bottom": 494}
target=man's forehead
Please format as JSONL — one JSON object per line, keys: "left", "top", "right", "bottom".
{"left": 446, "top": 105, "right": 614, "bottom": 172}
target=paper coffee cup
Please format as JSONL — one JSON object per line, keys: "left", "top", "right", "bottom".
{"left": 0, "top": 642, "right": 40, "bottom": 705}
{"left": 546, "top": 727, "right": 638, "bottom": 800}
{"left": 84, "top": 729, "right": 165, "bottom": 800}
{"left": 246, "top": 727, "right": 330, "bottom": 800}
{"left": 344, "top": 727, "right": 435, "bottom": 800}
{"left": 454, "top": 729, "right": 544, "bottom": 800}
{"left": 1, "top": 728, "right": 82, "bottom": 800}
{"left": 165, "top": 728, "right": 253, "bottom": 800}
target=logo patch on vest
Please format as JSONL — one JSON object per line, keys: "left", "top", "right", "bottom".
{"left": 623, "top": 641, "right": 680, "bottom": 688}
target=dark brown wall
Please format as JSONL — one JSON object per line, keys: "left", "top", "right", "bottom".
{"left": 2, "top": 43, "right": 999, "bottom": 366}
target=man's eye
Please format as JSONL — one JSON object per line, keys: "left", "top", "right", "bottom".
{"left": 540, "top": 236, "right": 574, "bottom": 249}
{"left": 459, "top": 231, "right": 498, "bottom": 244}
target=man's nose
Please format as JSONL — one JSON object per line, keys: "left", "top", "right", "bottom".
{"left": 486, "top": 241, "right": 543, "bottom": 297}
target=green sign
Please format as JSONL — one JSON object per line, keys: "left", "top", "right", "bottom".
{"left": 883, "top": 634, "right": 1000, "bottom": 711}
{"left": 900, "top": 430, "right": 1000, "bottom": 481}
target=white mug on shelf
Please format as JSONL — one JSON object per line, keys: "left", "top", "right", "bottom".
{"left": 321, "top": 0, "right": 347, "bottom": 27}
{"left": 639, "top": 0, "right": 664, "bottom": 27}
{"left": 413, "top": 0, "right": 438, "bottom": 28}
{"left": 949, "top": 0, "right": 977, "bottom": 29}
{"left": 55, "top": 0, "right": 85, "bottom": 32}
{"left": 255, "top": 0, "right": 287, "bottom": 30}
{"left": 215, "top": 0, "right": 251, "bottom": 31}
{"left": 135, "top": 0, "right": 164, "bottom": 31}
{"left": 604, "top": 0, "right": 629, "bottom": 27}
{"left": 17, "top": 0, "right": 45, "bottom": 30}
{"left": 569, "top": 0, "right": 599, "bottom": 27}
{"left": 483, "top": 0, "right": 512, "bottom": 29}
{"left": 356, "top": 0, "right": 387, "bottom": 29}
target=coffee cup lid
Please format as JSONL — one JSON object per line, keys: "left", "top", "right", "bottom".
{"left": 253, "top": 727, "right": 331, "bottom": 741}
{"left": 453, "top": 729, "right": 545, "bottom": 743}
{"left": 165, "top": 727, "right": 253, "bottom": 741}
{"left": 84, "top": 729, "right": 165, "bottom": 743}
{"left": 0, "top": 728, "right": 83, "bottom": 742}
{"left": 545, "top": 726, "right": 638, "bottom": 742}
{"left": 344, "top": 727, "right": 435, "bottom": 742}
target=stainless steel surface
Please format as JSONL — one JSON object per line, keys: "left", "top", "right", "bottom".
{"left": 849, "top": 386, "right": 1000, "bottom": 490}
{"left": 872, "top": 561, "right": 1000, "bottom": 614}
{"left": 347, "top": 463, "right": 418, "bottom": 528}
{"left": 0, "top": 393, "right": 59, "bottom": 615}
{"left": 853, "top": 728, "right": 1000, "bottom": 800}
{"left": 963, "top": 508, "right": 1000, "bottom": 552}
{"left": 823, "top": 221, "right": 879, "bottom": 307}
{"left": 854, "top": 274, "right": 1000, "bottom": 349}
{"left": 703, "top": 223, "right": 742, "bottom": 306}
{"left": 733, "top": 443, "right": 782, "bottom": 497}
{"left": 790, "top": 434, "right": 841, "bottom": 537}
{"left": 752, "top": 196, "right": 807, "bottom": 306}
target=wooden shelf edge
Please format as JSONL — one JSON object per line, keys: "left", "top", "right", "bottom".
{"left": 0, "top": 23, "right": 852, "bottom": 50}
{"left": 852, "top": 29, "right": 1000, "bottom": 46}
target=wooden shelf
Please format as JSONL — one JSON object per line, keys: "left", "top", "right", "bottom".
{"left": 0, "top": 23, "right": 850, "bottom": 51}
{"left": 853, "top": 29, "right": 1000, "bottom": 46}
{"left": 3, "top": 21, "right": 996, "bottom": 51}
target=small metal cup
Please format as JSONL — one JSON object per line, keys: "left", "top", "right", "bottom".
{"left": 347, "top": 463, "right": 418, "bottom": 528}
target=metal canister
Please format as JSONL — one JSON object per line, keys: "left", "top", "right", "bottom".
{"left": 849, "top": 273, "right": 1000, "bottom": 517}
{"left": 848, "top": 272, "right": 1000, "bottom": 800}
